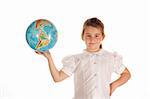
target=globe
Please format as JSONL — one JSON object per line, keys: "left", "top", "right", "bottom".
{"left": 26, "top": 19, "right": 58, "bottom": 52}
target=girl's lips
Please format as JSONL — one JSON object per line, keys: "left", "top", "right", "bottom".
{"left": 89, "top": 43, "right": 96, "bottom": 45}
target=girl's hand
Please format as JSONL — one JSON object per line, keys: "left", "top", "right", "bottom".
{"left": 109, "top": 82, "right": 117, "bottom": 96}
{"left": 35, "top": 50, "right": 51, "bottom": 59}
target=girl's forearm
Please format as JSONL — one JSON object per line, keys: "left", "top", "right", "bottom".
{"left": 111, "top": 68, "right": 131, "bottom": 89}
{"left": 46, "top": 54, "right": 68, "bottom": 82}
{"left": 46, "top": 54, "right": 61, "bottom": 82}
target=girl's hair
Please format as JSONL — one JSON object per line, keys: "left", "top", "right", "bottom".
{"left": 81, "top": 17, "right": 105, "bottom": 48}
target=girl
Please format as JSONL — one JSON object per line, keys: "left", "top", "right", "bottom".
{"left": 36, "top": 17, "right": 131, "bottom": 99}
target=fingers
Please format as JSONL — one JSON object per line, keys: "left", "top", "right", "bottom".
{"left": 109, "top": 91, "right": 112, "bottom": 96}
{"left": 109, "top": 83, "right": 113, "bottom": 96}
{"left": 35, "top": 50, "right": 43, "bottom": 54}
{"left": 35, "top": 50, "right": 50, "bottom": 56}
{"left": 35, "top": 50, "right": 40, "bottom": 54}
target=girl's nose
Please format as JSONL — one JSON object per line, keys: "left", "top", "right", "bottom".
{"left": 89, "top": 37, "right": 97, "bottom": 43}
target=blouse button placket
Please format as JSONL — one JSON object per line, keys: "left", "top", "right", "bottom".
{"left": 90, "top": 54, "right": 96, "bottom": 64}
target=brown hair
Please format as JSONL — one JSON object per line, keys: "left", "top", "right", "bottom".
{"left": 81, "top": 17, "right": 105, "bottom": 48}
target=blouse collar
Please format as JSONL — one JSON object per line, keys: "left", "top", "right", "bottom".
{"left": 83, "top": 49, "right": 104, "bottom": 56}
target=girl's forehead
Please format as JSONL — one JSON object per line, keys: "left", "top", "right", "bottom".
{"left": 84, "top": 26, "right": 103, "bottom": 34}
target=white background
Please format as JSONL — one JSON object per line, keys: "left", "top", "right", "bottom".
{"left": 0, "top": 0, "right": 149, "bottom": 99}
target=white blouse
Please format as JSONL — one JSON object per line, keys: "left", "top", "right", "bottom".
{"left": 61, "top": 49, "right": 126, "bottom": 99}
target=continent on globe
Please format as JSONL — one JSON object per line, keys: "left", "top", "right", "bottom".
{"left": 35, "top": 31, "right": 50, "bottom": 49}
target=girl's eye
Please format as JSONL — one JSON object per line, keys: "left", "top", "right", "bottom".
{"left": 96, "top": 35, "right": 100, "bottom": 38}
{"left": 86, "top": 35, "right": 91, "bottom": 37}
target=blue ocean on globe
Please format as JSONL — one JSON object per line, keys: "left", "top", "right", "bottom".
{"left": 26, "top": 19, "right": 58, "bottom": 52}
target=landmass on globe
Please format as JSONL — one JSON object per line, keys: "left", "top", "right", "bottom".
{"left": 35, "top": 20, "right": 50, "bottom": 49}
{"left": 35, "top": 31, "right": 50, "bottom": 49}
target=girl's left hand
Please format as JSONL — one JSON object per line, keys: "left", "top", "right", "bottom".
{"left": 109, "top": 82, "right": 117, "bottom": 96}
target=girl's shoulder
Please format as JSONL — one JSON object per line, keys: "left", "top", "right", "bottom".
{"left": 102, "top": 49, "right": 122, "bottom": 58}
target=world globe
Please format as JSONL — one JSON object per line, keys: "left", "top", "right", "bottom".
{"left": 26, "top": 19, "right": 58, "bottom": 52}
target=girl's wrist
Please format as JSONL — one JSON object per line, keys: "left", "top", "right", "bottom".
{"left": 110, "top": 82, "right": 118, "bottom": 91}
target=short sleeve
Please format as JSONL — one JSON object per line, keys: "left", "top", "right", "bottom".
{"left": 61, "top": 55, "right": 79, "bottom": 76}
{"left": 113, "top": 52, "right": 126, "bottom": 74}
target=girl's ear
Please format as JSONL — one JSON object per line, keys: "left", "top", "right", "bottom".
{"left": 102, "top": 34, "right": 105, "bottom": 40}
{"left": 82, "top": 36, "right": 85, "bottom": 41}
{"left": 82, "top": 32, "right": 85, "bottom": 41}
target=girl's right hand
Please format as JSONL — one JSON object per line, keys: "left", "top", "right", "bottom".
{"left": 35, "top": 50, "right": 51, "bottom": 59}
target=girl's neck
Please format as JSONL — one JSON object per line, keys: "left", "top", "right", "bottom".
{"left": 86, "top": 48, "right": 101, "bottom": 53}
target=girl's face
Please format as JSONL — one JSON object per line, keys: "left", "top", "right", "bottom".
{"left": 83, "top": 26, "right": 104, "bottom": 52}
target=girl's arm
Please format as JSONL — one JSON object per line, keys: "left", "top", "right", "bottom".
{"left": 110, "top": 68, "right": 131, "bottom": 96}
{"left": 36, "top": 51, "right": 69, "bottom": 82}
